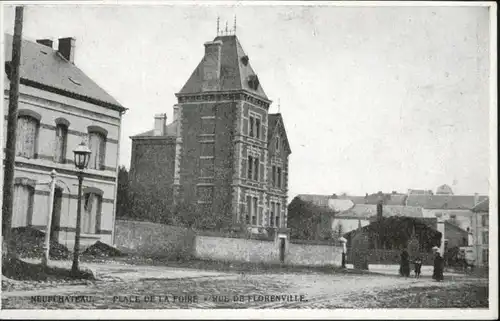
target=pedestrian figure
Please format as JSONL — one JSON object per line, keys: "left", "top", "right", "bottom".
{"left": 400, "top": 249, "right": 410, "bottom": 277}
{"left": 413, "top": 256, "right": 422, "bottom": 278}
{"left": 432, "top": 250, "right": 444, "bottom": 281}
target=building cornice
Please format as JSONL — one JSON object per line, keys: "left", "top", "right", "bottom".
{"left": 175, "top": 90, "right": 272, "bottom": 108}
{"left": 13, "top": 77, "right": 128, "bottom": 113}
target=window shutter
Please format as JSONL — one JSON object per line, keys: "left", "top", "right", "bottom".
{"left": 95, "top": 195, "right": 102, "bottom": 234}
{"left": 25, "top": 118, "right": 37, "bottom": 158}
{"left": 99, "top": 136, "right": 106, "bottom": 170}
{"left": 15, "top": 118, "right": 25, "bottom": 156}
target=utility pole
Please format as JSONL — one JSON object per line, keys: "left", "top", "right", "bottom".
{"left": 2, "top": 6, "right": 24, "bottom": 258}
{"left": 42, "top": 170, "right": 57, "bottom": 267}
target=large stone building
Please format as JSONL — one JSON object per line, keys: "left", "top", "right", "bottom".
{"left": 129, "top": 34, "right": 291, "bottom": 233}
{"left": 3, "top": 34, "right": 126, "bottom": 249}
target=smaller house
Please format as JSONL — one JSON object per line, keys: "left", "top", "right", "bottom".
{"left": 287, "top": 195, "right": 337, "bottom": 240}
{"left": 471, "top": 198, "right": 489, "bottom": 267}
{"left": 344, "top": 216, "right": 442, "bottom": 252}
{"left": 406, "top": 193, "right": 488, "bottom": 232}
{"left": 332, "top": 204, "right": 424, "bottom": 236}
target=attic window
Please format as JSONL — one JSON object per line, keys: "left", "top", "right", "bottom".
{"left": 40, "top": 50, "right": 48, "bottom": 55}
{"left": 241, "top": 55, "right": 249, "bottom": 66}
{"left": 68, "top": 76, "right": 81, "bottom": 86}
{"left": 248, "top": 75, "right": 260, "bottom": 90}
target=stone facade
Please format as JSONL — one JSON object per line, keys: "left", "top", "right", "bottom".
{"left": 129, "top": 34, "right": 291, "bottom": 233}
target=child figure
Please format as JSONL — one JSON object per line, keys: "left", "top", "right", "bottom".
{"left": 414, "top": 256, "right": 423, "bottom": 278}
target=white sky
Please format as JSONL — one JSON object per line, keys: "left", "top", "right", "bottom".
{"left": 2, "top": 3, "right": 492, "bottom": 199}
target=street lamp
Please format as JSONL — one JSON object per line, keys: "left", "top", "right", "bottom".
{"left": 71, "top": 141, "right": 91, "bottom": 276}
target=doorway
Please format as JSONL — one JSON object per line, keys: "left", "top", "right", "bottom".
{"left": 50, "top": 188, "right": 63, "bottom": 243}
{"left": 279, "top": 237, "right": 286, "bottom": 263}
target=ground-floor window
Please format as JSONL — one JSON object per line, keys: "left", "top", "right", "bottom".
{"left": 246, "top": 195, "right": 258, "bottom": 225}
{"left": 482, "top": 248, "right": 488, "bottom": 265}
{"left": 12, "top": 184, "right": 34, "bottom": 227}
{"left": 269, "top": 201, "right": 281, "bottom": 228}
{"left": 82, "top": 192, "right": 102, "bottom": 234}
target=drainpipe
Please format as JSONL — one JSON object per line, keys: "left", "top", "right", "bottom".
{"left": 111, "top": 110, "right": 124, "bottom": 246}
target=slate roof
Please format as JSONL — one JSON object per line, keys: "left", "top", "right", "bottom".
{"left": 296, "top": 194, "right": 331, "bottom": 208}
{"left": 4, "top": 34, "right": 125, "bottom": 111}
{"left": 405, "top": 194, "right": 489, "bottom": 210}
{"left": 130, "top": 120, "right": 178, "bottom": 138}
{"left": 471, "top": 198, "right": 489, "bottom": 213}
{"left": 336, "top": 204, "right": 423, "bottom": 219}
{"left": 178, "top": 35, "right": 268, "bottom": 100}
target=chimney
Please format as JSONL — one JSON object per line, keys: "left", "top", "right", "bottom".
{"left": 154, "top": 113, "right": 167, "bottom": 136}
{"left": 58, "top": 37, "right": 76, "bottom": 63}
{"left": 474, "top": 193, "right": 479, "bottom": 206}
{"left": 36, "top": 39, "right": 53, "bottom": 49}
{"left": 201, "top": 40, "right": 223, "bottom": 91}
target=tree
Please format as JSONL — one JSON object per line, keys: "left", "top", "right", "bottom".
{"left": 115, "top": 166, "right": 130, "bottom": 219}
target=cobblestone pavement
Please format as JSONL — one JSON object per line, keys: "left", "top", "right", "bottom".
{"left": 1, "top": 261, "right": 488, "bottom": 309}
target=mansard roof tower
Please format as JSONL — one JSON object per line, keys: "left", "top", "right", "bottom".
{"left": 130, "top": 21, "right": 291, "bottom": 233}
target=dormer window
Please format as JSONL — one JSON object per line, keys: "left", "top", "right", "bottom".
{"left": 275, "top": 136, "right": 280, "bottom": 150}
{"left": 248, "top": 75, "right": 260, "bottom": 90}
{"left": 241, "top": 55, "right": 249, "bottom": 66}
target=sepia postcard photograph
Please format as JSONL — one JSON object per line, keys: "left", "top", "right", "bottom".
{"left": 0, "top": 1, "right": 497, "bottom": 319}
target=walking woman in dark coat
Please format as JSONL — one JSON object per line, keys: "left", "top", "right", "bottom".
{"left": 400, "top": 249, "right": 411, "bottom": 277}
{"left": 432, "top": 250, "right": 445, "bottom": 281}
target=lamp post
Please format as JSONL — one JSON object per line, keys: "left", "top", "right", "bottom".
{"left": 71, "top": 141, "right": 91, "bottom": 276}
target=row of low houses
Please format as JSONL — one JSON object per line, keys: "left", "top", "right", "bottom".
{"left": 289, "top": 185, "right": 490, "bottom": 267}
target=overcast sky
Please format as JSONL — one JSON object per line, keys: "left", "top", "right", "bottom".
{"left": 2, "top": 3, "right": 492, "bottom": 198}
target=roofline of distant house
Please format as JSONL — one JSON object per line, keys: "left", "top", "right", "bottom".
{"left": 129, "top": 135, "right": 176, "bottom": 140}
{"left": 7, "top": 75, "right": 128, "bottom": 113}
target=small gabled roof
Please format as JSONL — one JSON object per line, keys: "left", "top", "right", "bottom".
{"left": 4, "top": 34, "right": 125, "bottom": 112}
{"left": 268, "top": 113, "right": 292, "bottom": 154}
{"left": 471, "top": 198, "right": 489, "bottom": 213}
{"left": 178, "top": 35, "right": 268, "bottom": 100}
{"left": 295, "top": 194, "right": 331, "bottom": 208}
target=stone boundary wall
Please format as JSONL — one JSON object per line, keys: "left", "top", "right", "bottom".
{"left": 114, "top": 219, "right": 195, "bottom": 259}
{"left": 114, "top": 220, "right": 344, "bottom": 266}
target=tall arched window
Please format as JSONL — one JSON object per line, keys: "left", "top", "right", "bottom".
{"left": 82, "top": 189, "right": 103, "bottom": 234}
{"left": 54, "top": 123, "right": 68, "bottom": 163}
{"left": 88, "top": 128, "right": 107, "bottom": 170}
{"left": 12, "top": 180, "right": 35, "bottom": 227}
{"left": 16, "top": 115, "right": 39, "bottom": 159}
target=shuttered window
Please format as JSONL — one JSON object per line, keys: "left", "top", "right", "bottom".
{"left": 88, "top": 132, "right": 106, "bottom": 170}
{"left": 16, "top": 116, "right": 39, "bottom": 158}
{"left": 12, "top": 184, "right": 34, "bottom": 227}
{"left": 82, "top": 192, "right": 102, "bottom": 234}
{"left": 54, "top": 124, "right": 68, "bottom": 163}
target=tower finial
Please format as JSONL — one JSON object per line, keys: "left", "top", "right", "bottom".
{"left": 217, "top": 16, "right": 220, "bottom": 36}
{"left": 278, "top": 98, "right": 281, "bottom": 113}
{"left": 233, "top": 15, "right": 237, "bottom": 35}
{"left": 225, "top": 21, "right": 229, "bottom": 35}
